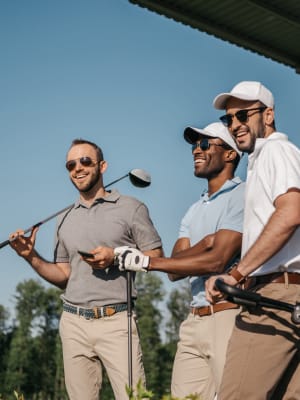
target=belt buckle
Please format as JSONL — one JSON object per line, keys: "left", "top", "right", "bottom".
{"left": 93, "top": 306, "right": 116, "bottom": 318}
{"left": 105, "top": 306, "right": 116, "bottom": 317}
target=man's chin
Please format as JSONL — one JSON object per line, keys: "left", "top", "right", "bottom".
{"left": 79, "top": 186, "right": 93, "bottom": 193}
{"left": 71, "top": 180, "right": 92, "bottom": 193}
{"left": 236, "top": 140, "right": 252, "bottom": 153}
{"left": 194, "top": 170, "right": 207, "bottom": 178}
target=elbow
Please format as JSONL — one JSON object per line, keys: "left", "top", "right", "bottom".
{"left": 168, "top": 274, "right": 175, "bottom": 282}
{"left": 211, "top": 259, "right": 226, "bottom": 274}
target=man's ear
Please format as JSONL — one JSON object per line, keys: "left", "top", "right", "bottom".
{"left": 100, "top": 160, "right": 108, "bottom": 174}
{"left": 264, "top": 107, "right": 275, "bottom": 126}
{"left": 225, "top": 149, "right": 237, "bottom": 162}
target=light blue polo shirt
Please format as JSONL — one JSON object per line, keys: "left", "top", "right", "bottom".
{"left": 178, "top": 177, "right": 245, "bottom": 308}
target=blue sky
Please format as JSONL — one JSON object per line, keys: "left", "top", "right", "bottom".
{"left": 1, "top": 0, "right": 299, "bottom": 313}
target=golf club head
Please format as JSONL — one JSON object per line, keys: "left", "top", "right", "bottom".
{"left": 129, "top": 169, "right": 151, "bottom": 188}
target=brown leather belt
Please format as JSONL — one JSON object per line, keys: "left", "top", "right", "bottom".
{"left": 191, "top": 301, "right": 239, "bottom": 317}
{"left": 244, "top": 272, "right": 300, "bottom": 290}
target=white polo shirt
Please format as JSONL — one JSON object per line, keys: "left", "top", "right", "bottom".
{"left": 242, "top": 132, "right": 300, "bottom": 276}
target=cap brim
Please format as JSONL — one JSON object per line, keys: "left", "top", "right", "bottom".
{"left": 213, "top": 92, "right": 261, "bottom": 109}
{"left": 184, "top": 127, "right": 209, "bottom": 144}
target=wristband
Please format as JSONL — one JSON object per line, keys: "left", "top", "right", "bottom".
{"left": 228, "top": 265, "right": 246, "bottom": 283}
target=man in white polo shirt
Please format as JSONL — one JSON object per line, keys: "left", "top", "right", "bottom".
{"left": 206, "top": 81, "right": 300, "bottom": 399}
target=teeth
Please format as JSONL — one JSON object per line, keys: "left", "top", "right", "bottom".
{"left": 236, "top": 130, "right": 247, "bottom": 138}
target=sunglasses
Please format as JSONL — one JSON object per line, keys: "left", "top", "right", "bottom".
{"left": 192, "top": 138, "right": 227, "bottom": 152}
{"left": 220, "top": 107, "right": 267, "bottom": 127}
{"left": 65, "top": 157, "right": 99, "bottom": 172}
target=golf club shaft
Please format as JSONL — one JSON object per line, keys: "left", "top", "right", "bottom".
{"left": 0, "top": 173, "right": 130, "bottom": 250}
{"left": 126, "top": 271, "right": 133, "bottom": 389}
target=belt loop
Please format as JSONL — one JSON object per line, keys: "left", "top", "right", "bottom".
{"left": 100, "top": 306, "right": 104, "bottom": 318}
{"left": 76, "top": 306, "right": 80, "bottom": 316}
{"left": 93, "top": 307, "right": 99, "bottom": 319}
{"left": 284, "top": 271, "right": 289, "bottom": 289}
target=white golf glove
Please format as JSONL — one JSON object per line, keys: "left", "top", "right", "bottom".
{"left": 114, "top": 247, "right": 149, "bottom": 272}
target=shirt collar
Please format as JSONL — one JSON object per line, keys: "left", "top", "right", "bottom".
{"left": 74, "top": 189, "right": 121, "bottom": 208}
{"left": 202, "top": 176, "right": 242, "bottom": 201}
{"left": 248, "top": 132, "right": 288, "bottom": 167}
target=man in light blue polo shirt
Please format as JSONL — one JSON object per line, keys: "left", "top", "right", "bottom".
{"left": 115, "top": 122, "right": 245, "bottom": 399}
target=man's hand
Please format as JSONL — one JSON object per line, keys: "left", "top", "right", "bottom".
{"left": 9, "top": 226, "right": 38, "bottom": 259}
{"left": 114, "top": 247, "right": 150, "bottom": 272}
{"left": 205, "top": 273, "right": 237, "bottom": 304}
{"left": 79, "top": 246, "right": 115, "bottom": 270}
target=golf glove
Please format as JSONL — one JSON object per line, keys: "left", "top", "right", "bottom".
{"left": 114, "top": 247, "right": 149, "bottom": 272}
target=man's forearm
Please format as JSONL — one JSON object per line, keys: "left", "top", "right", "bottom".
{"left": 24, "top": 250, "right": 69, "bottom": 289}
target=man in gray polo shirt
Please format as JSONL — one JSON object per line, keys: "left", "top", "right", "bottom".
{"left": 115, "top": 123, "right": 245, "bottom": 399}
{"left": 9, "top": 138, "right": 163, "bottom": 400}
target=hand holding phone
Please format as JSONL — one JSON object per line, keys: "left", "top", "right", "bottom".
{"left": 78, "top": 250, "right": 95, "bottom": 258}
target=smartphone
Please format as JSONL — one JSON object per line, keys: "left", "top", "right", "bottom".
{"left": 78, "top": 250, "right": 94, "bottom": 258}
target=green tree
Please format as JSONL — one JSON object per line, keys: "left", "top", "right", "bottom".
{"left": 0, "top": 305, "right": 11, "bottom": 394}
{"left": 158, "top": 279, "right": 191, "bottom": 394}
{"left": 4, "top": 280, "right": 44, "bottom": 396}
{"left": 135, "top": 272, "right": 165, "bottom": 397}
{"left": 32, "top": 286, "right": 66, "bottom": 399}
{"left": 165, "top": 280, "right": 191, "bottom": 344}
{"left": 4, "top": 280, "right": 66, "bottom": 399}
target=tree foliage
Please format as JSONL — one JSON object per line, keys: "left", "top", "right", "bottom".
{"left": 0, "top": 277, "right": 192, "bottom": 399}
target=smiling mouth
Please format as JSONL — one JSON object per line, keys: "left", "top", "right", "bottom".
{"left": 234, "top": 129, "right": 248, "bottom": 139}
{"left": 194, "top": 158, "right": 206, "bottom": 165}
{"left": 75, "top": 173, "right": 88, "bottom": 180}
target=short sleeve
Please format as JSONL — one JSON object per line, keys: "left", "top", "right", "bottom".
{"left": 261, "top": 141, "right": 300, "bottom": 202}
{"left": 131, "top": 203, "right": 162, "bottom": 251}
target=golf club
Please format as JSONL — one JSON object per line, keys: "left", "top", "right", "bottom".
{"left": 127, "top": 271, "right": 133, "bottom": 390}
{"left": 124, "top": 168, "right": 151, "bottom": 389}
{"left": 215, "top": 279, "right": 300, "bottom": 324}
{"left": 0, "top": 168, "right": 151, "bottom": 250}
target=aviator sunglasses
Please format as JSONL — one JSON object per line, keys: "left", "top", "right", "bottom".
{"left": 192, "top": 138, "right": 227, "bottom": 152}
{"left": 220, "top": 106, "right": 267, "bottom": 127}
{"left": 65, "top": 156, "right": 99, "bottom": 172}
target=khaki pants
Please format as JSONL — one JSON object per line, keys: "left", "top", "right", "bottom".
{"left": 59, "top": 310, "right": 145, "bottom": 400}
{"left": 171, "top": 308, "right": 239, "bottom": 400}
{"left": 219, "top": 283, "right": 300, "bottom": 400}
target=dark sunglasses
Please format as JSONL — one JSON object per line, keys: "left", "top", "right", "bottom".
{"left": 220, "top": 107, "right": 267, "bottom": 127}
{"left": 192, "top": 138, "right": 227, "bottom": 152}
{"left": 65, "top": 156, "right": 99, "bottom": 172}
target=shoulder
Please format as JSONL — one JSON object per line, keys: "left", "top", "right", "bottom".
{"left": 117, "top": 193, "right": 145, "bottom": 208}
{"left": 224, "top": 179, "right": 246, "bottom": 200}
{"left": 261, "top": 133, "right": 299, "bottom": 157}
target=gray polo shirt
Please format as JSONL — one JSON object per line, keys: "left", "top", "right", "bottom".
{"left": 54, "top": 189, "right": 162, "bottom": 307}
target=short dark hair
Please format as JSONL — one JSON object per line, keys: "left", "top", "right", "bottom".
{"left": 69, "top": 138, "right": 104, "bottom": 161}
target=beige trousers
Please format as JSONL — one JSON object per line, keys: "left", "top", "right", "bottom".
{"left": 219, "top": 283, "right": 300, "bottom": 400}
{"left": 59, "top": 310, "right": 145, "bottom": 400}
{"left": 171, "top": 308, "right": 239, "bottom": 400}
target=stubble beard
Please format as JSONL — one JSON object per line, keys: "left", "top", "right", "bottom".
{"left": 71, "top": 168, "right": 100, "bottom": 194}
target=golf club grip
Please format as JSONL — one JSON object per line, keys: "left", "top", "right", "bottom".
{"left": 216, "top": 279, "right": 294, "bottom": 313}
{"left": 0, "top": 239, "right": 10, "bottom": 249}
{"left": 215, "top": 279, "right": 262, "bottom": 303}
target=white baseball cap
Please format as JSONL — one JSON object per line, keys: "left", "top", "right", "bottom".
{"left": 184, "top": 122, "right": 242, "bottom": 157}
{"left": 213, "top": 81, "right": 274, "bottom": 110}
